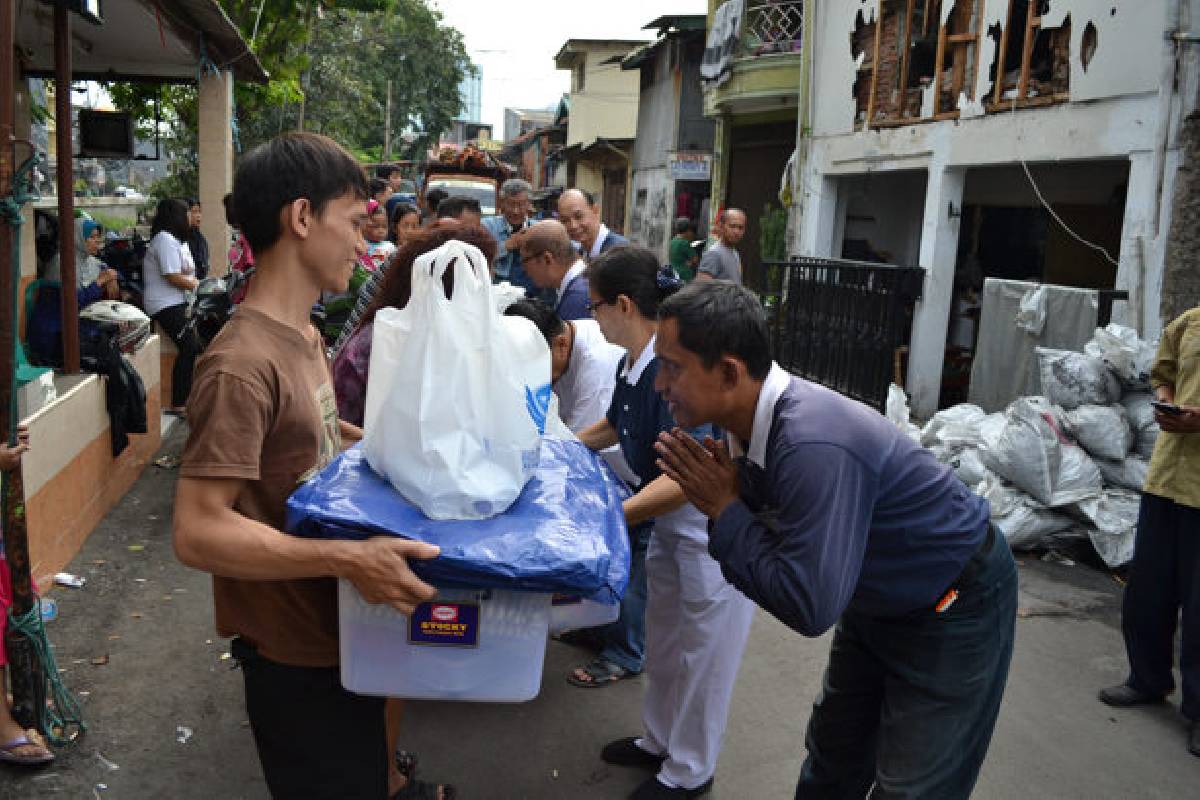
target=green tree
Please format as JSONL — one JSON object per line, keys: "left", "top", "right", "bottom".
{"left": 107, "top": 0, "right": 470, "bottom": 199}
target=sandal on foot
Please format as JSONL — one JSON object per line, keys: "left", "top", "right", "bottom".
{"left": 0, "top": 734, "right": 55, "bottom": 766}
{"left": 567, "top": 658, "right": 633, "bottom": 688}
{"left": 391, "top": 776, "right": 456, "bottom": 800}
{"left": 395, "top": 749, "right": 419, "bottom": 778}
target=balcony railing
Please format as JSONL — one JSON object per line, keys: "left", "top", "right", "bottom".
{"left": 740, "top": 0, "right": 804, "bottom": 57}
{"left": 752, "top": 258, "right": 925, "bottom": 411}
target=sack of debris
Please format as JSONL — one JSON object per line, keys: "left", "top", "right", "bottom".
{"left": 885, "top": 384, "right": 921, "bottom": 442}
{"left": 1121, "top": 392, "right": 1161, "bottom": 459}
{"left": 1036, "top": 347, "right": 1121, "bottom": 409}
{"left": 1084, "top": 323, "right": 1157, "bottom": 390}
{"left": 949, "top": 447, "right": 991, "bottom": 487}
{"left": 1064, "top": 404, "right": 1134, "bottom": 461}
{"left": 979, "top": 397, "right": 1103, "bottom": 507}
{"left": 1095, "top": 455, "right": 1149, "bottom": 492}
{"left": 1070, "top": 488, "right": 1141, "bottom": 568}
{"left": 978, "top": 474, "right": 1074, "bottom": 550}
{"left": 920, "top": 404, "right": 988, "bottom": 450}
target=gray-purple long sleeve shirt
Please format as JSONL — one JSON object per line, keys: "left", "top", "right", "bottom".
{"left": 709, "top": 368, "right": 989, "bottom": 636}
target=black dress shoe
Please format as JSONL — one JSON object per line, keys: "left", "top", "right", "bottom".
{"left": 1188, "top": 723, "right": 1200, "bottom": 758}
{"left": 629, "top": 775, "right": 714, "bottom": 799}
{"left": 601, "top": 736, "right": 666, "bottom": 769}
{"left": 1098, "top": 684, "right": 1166, "bottom": 707}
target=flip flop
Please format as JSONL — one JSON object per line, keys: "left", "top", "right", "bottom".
{"left": 0, "top": 734, "right": 55, "bottom": 766}
{"left": 567, "top": 657, "right": 633, "bottom": 688}
{"left": 390, "top": 776, "right": 456, "bottom": 800}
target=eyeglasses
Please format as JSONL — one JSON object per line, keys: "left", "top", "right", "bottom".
{"left": 585, "top": 299, "right": 611, "bottom": 313}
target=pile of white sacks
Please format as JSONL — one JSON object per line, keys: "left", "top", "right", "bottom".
{"left": 888, "top": 324, "right": 1160, "bottom": 569}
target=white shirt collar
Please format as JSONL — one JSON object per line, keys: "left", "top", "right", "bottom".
{"left": 558, "top": 258, "right": 587, "bottom": 299}
{"left": 589, "top": 223, "right": 611, "bottom": 259}
{"left": 621, "top": 333, "right": 657, "bottom": 384}
{"left": 728, "top": 362, "right": 791, "bottom": 468}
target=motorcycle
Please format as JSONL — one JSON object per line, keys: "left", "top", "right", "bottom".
{"left": 183, "top": 267, "right": 255, "bottom": 351}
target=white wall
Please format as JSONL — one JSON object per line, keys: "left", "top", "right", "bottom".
{"left": 566, "top": 45, "right": 642, "bottom": 147}
{"left": 811, "top": 0, "right": 1174, "bottom": 138}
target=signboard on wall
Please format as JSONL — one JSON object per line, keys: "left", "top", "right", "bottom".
{"left": 669, "top": 152, "right": 713, "bottom": 182}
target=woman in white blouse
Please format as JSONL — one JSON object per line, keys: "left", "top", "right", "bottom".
{"left": 143, "top": 198, "right": 200, "bottom": 415}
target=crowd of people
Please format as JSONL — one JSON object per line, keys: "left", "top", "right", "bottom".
{"left": 2, "top": 128, "right": 1197, "bottom": 798}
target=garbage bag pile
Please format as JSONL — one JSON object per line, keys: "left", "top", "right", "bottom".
{"left": 895, "top": 323, "right": 1159, "bottom": 569}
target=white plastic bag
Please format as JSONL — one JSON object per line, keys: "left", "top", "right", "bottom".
{"left": 1016, "top": 286, "right": 1048, "bottom": 335}
{"left": 979, "top": 398, "right": 1102, "bottom": 507}
{"left": 1096, "top": 456, "right": 1149, "bottom": 493}
{"left": 920, "top": 404, "right": 986, "bottom": 449}
{"left": 362, "top": 240, "right": 552, "bottom": 520}
{"left": 950, "top": 447, "right": 991, "bottom": 487}
{"left": 1121, "top": 392, "right": 1161, "bottom": 459}
{"left": 1064, "top": 404, "right": 1134, "bottom": 461}
{"left": 977, "top": 475, "right": 1073, "bottom": 550}
{"left": 885, "top": 384, "right": 921, "bottom": 442}
{"left": 1084, "top": 324, "right": 1157, "bottom": 390}
{"left": 1071, "top": 489, "right": 1141, "bottom": 568}
{"left": 1035, "top": 348, "right": 1121, "bottom": 409}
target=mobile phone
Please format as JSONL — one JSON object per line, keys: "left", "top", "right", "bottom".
{"left": 1150, "top": 400, "right": 1185, "bottom": 416}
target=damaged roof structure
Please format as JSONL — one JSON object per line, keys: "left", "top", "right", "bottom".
{"left": 788, "top": 0, "right": 1200, "bottom": 418}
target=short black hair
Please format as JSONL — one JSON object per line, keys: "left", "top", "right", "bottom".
{"left": 658, "top": 282, "right": 772, "bottom": 380}
{"left": 504, "top": 298, "right": 565, "bottom": 345}
{"left": 222, "top": 192, "right": 238, "bottom": 227}
{"left": 151, "top": 198, "right": 191, "bottom": 241}
{"left": 437, "top": 196, "right": 482, "bottom": 219}
{"left": 425, "top": 188, "right": 448, "bottom": 213}
{"left": 673, "top": 217, "right": 693, "bottom": 235}
{"left": 388, "top": 201, "right": 420, "bottom": 243}
{"left": 376, "top": 165, "right": 402, "bottom": 179}
{"left": 368, "top": 177, "right": 389, "bottom": 197}
{"left": 232, "top": 132, "right": 368, "bottom": 255}
{"left": 187, "top": 198, "right": 201, "bottom": 210}
{"left": 586, "top": 245, "right": 678, "bottom": 319}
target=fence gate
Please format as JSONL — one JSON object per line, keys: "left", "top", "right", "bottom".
{"left": 753, "top": 258, "right": 926, "bottom": 411}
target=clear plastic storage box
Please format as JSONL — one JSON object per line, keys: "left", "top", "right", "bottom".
{"left": 549, "top": 594, "right": 620, "bottom": 634}
{"left": 338, "top": 580, "right": 552, "bottom": 702}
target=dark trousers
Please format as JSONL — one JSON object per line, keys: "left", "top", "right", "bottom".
{"left": 152, "top": 303, "right": 200, "bottom": 408}
{"left": 233, "top": 639, "right": 388, "bottom": 799}
{"left": 796, "top": 528, "right": 1017, "bottom": 800}
{"left": 1121, "top": 492, "right": 1200, "bottom": 721}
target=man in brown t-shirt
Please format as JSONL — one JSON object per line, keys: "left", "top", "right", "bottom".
{"left": 174, "top": 133, "right": 440, "bottom": 799}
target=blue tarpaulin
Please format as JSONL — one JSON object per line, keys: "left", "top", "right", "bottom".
{"left": 286, "top": 438, "right": 631, "bottom": 602}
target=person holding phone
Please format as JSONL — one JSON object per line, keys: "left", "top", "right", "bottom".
{"left": 1099, "top": 306, "right": 1200, "bottom": 759}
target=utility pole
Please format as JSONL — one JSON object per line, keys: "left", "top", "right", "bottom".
{"left": 0, "top": 0, "right": 47, "bottom": 731}
{"left": 1161, "top": 108, "right": 1200, "bottom": 324}
{"left": 383, "top": 79, "right": 393, "bottom": 161}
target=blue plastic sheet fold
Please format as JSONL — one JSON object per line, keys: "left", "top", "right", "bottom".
{"left": 286, "top": 438, "right": 631, "bottom": 602}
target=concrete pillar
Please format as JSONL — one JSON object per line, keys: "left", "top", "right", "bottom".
{"left": 1114, "top": 151, "right": 1159, "bottom": 335}
{"left": 905, "top": 164, "right": 964, "bottom": 419}
{"left": 198, "top": 69, "right": 234, "bottom": 275}
{"left": 797, "top": 172, "right": 837, "bottom": 258}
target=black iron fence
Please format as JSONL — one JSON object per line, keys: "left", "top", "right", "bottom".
{"left": 751, "top": 258, "right": 926, "bottom": 411}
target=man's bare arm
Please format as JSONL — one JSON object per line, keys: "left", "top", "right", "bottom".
{"left": 174, "top": 476, "right": 438, "bottom": 613}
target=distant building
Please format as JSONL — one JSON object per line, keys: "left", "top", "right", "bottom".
{"left": 622, "top": 15, "right": 714, "bottom": 263}
{"left": 503, "top": 107, "right": 556, "bottom": 143}
{"left": 554, "top": 38, "right": 645, "bottom": 234}
{"left": 458, "top": 68, "right": 482, "bottom": 122}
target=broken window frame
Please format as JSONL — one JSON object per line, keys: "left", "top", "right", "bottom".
{"left": 858, "top": 0, "right": 989, "bottom": 130}
{"left": 987, "top": 1, "right": 1072, "bottom": 112}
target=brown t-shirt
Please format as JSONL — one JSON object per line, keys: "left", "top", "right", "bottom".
{"left": 180, "top": 306, "right": 343, "bottom": 667}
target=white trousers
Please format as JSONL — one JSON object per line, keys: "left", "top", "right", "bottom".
{"left": 639, "top": 510, "right": 756, "bottom": 789}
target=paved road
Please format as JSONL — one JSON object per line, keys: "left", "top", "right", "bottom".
{"left": 2, "top": 427, "right": 1197, "bottom": 798}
